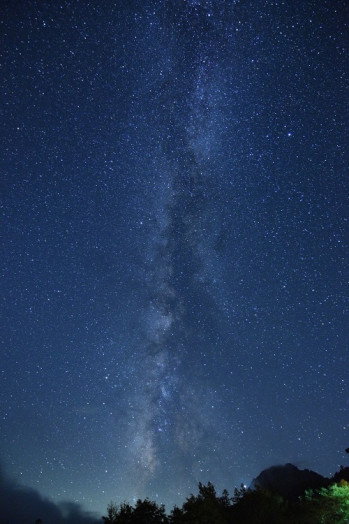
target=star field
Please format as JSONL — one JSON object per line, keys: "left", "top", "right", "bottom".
{"left": 1, "top": 0, "right": 348, "bottom": 517}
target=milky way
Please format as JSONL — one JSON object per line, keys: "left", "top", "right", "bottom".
{"left": 1, "top": 0, "right": 348, "bottom": 516}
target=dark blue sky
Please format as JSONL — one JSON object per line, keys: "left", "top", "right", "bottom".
{"left": 1, "top": 0, "right": 348, "bottom": 518}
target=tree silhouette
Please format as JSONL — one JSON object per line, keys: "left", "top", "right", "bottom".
{"left": 302, "top": 480, "right": 349, "bottom": 524}
{"left": 230, "top": 487, "right": 288, "bottom": 523}
{"left": 102, "top": 498, "right": 168, "bottom": 524}
{"left": 169, "top": 482, "right": 232, "bottom": 523}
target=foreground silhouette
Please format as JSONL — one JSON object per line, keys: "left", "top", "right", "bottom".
{"left": 1, "top": 463, "right": 348, "bottom": 523}
{"left": 102, "top": 466, "right": 349, "bottom": 523}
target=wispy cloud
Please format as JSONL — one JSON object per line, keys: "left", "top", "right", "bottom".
{"left": 0, "top": 465, "right": 99, "bottom": 523}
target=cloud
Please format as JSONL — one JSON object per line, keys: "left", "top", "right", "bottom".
{"left": 0, "top": 466, "right": 99, "bottom": 524}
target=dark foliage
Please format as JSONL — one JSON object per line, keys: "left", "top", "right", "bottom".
{"left": 102, "top": 498, "right": 167, "bottom": 524}
{"left": 333, "top": 467, "right": 349, "bottom": 484}
{"left": 169, "top": 482, "right": 232, "bottom": 523}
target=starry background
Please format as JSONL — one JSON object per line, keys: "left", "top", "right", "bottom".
{"left": 1, "top": 0, "right": 348, "bottom": 518}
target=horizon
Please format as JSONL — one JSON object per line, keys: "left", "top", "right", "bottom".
{"left": 1, "top": 459, "right": 348, "bottom": 519}
{"left": 0, "top": 463, "right": 349, "bottom": 524}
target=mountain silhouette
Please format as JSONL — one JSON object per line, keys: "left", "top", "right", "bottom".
{"left": 251, "top": 463, "right": 329, "bottom": 500}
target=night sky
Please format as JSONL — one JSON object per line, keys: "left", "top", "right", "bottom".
{"left": 1, "top": 0, "right": 348, "bottom": 518}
